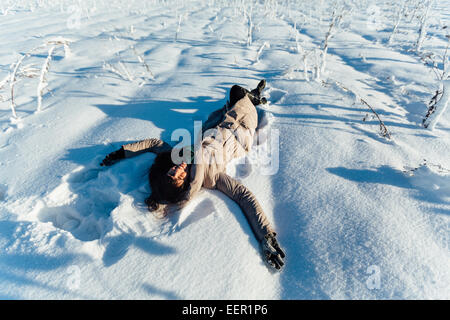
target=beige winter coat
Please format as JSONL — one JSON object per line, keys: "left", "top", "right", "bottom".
{"left": 121, "top": 94, "right": 275, "bottom": 242}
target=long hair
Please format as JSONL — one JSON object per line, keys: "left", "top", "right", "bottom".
{"left": 145, "top": 151, "right": 189, "bottom": 214}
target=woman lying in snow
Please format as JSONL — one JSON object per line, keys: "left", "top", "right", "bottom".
{"left": 100, "top": 80, "right": 286, "bottom": 270}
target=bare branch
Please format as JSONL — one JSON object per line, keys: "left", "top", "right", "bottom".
{"left": 132, "top": 46, "right": 155, "bottom": 80}
{"left": 9, "top": 54, "right": 30, "bottom": 118}
{"left": 37, "top": 46, "right": 55, "bottom": 112}
{"left": 423, "top": 80, "right": 450, "bottom": 129}
{"left": 325, "top": 80, "right": 392, "bottom": 139}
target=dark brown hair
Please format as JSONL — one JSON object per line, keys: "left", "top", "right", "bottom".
{"left": 145, "top": 151, "right": 189, "bottom": 212}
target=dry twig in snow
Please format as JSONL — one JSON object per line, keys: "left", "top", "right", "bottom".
{"left": 132, "top": 46, "right": 155, "bottom": 80}
{"left": 9, "top": 54, "right": 30, "bottom": 118}
{"left": 423, "top": 80, "right": 450, "bottom": 130}
{"left": 46, "top": 38, "right": 72, "bottom": 58}
{"left": 325, "top": 80, "right": 392, "bottom": 139}
{"left": 320, "top": 8, "right": 344, "bottom": 75}
{"left": 37, "top": 46, "right": 55, "bottom": 112}
{"left": 255, "top": 42, "right": 270, "bottom": 63}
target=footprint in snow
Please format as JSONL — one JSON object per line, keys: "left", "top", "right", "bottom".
{"left": 39, "top": 206, "right": 81, "bottom": 230}
{"left": 266, "top": 87, "right": 287, "bottom": 104}
{"left": 66, "top": 167, "right": 102, "bottom": 184}
{"left": 36, "top": 165, "right": 119, "bottom": 241}
{"left": 38, "top": 205, "right": 105, "bottom": 241}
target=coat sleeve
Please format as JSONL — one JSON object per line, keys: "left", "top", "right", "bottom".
{"left": 122, "top": 138, "right": 172, "bottom": 158}
{"left": 214, "top": 172, "right": 274, "bottom": 242}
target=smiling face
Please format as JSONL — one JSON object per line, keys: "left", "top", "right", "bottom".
{"left": 166, "top": 162, "right": 188, "bottom": 188}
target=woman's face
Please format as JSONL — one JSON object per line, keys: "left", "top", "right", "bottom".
{"left": 167, "top": 162, "right": 188, "bottom": 187}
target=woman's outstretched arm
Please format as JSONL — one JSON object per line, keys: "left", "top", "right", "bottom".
{"left": 214, "top": 172, "right": 285, "bottom": 270}
{"left": 121, "top": 138, "right": 172, "bottom": 157}
{"left": 100, "top": 138, "right": 171, "bottom": 166}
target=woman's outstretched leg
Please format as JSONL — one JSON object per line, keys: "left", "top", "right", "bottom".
{"left": 229, "top": 85, "right": 249, "bottom": 107}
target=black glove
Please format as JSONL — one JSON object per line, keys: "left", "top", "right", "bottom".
{"left": 261, "top": 232, "right": 285, "bottom": 271}
{"left": 248, "top": 79, "right": 267, "bottom": 106}
{"left": 100, "top": 147, "right": 125, "bottom": 166}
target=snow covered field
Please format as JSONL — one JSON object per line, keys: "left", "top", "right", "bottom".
{"left": 0, "top": 0, "right": 449, "bottom": 299}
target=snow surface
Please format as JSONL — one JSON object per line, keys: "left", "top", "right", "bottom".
{"left": 0, "top": 0, "right": 449, "bottom": 299}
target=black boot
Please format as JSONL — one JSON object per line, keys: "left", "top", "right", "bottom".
{"left": 261, "top": 232, "right": 285, "bottom": 271}
{"left": 249, "top": 80, "right": 267, "bottom": 106}
{"left": 256, "top": 79, "right": 266, "bottom": 94}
